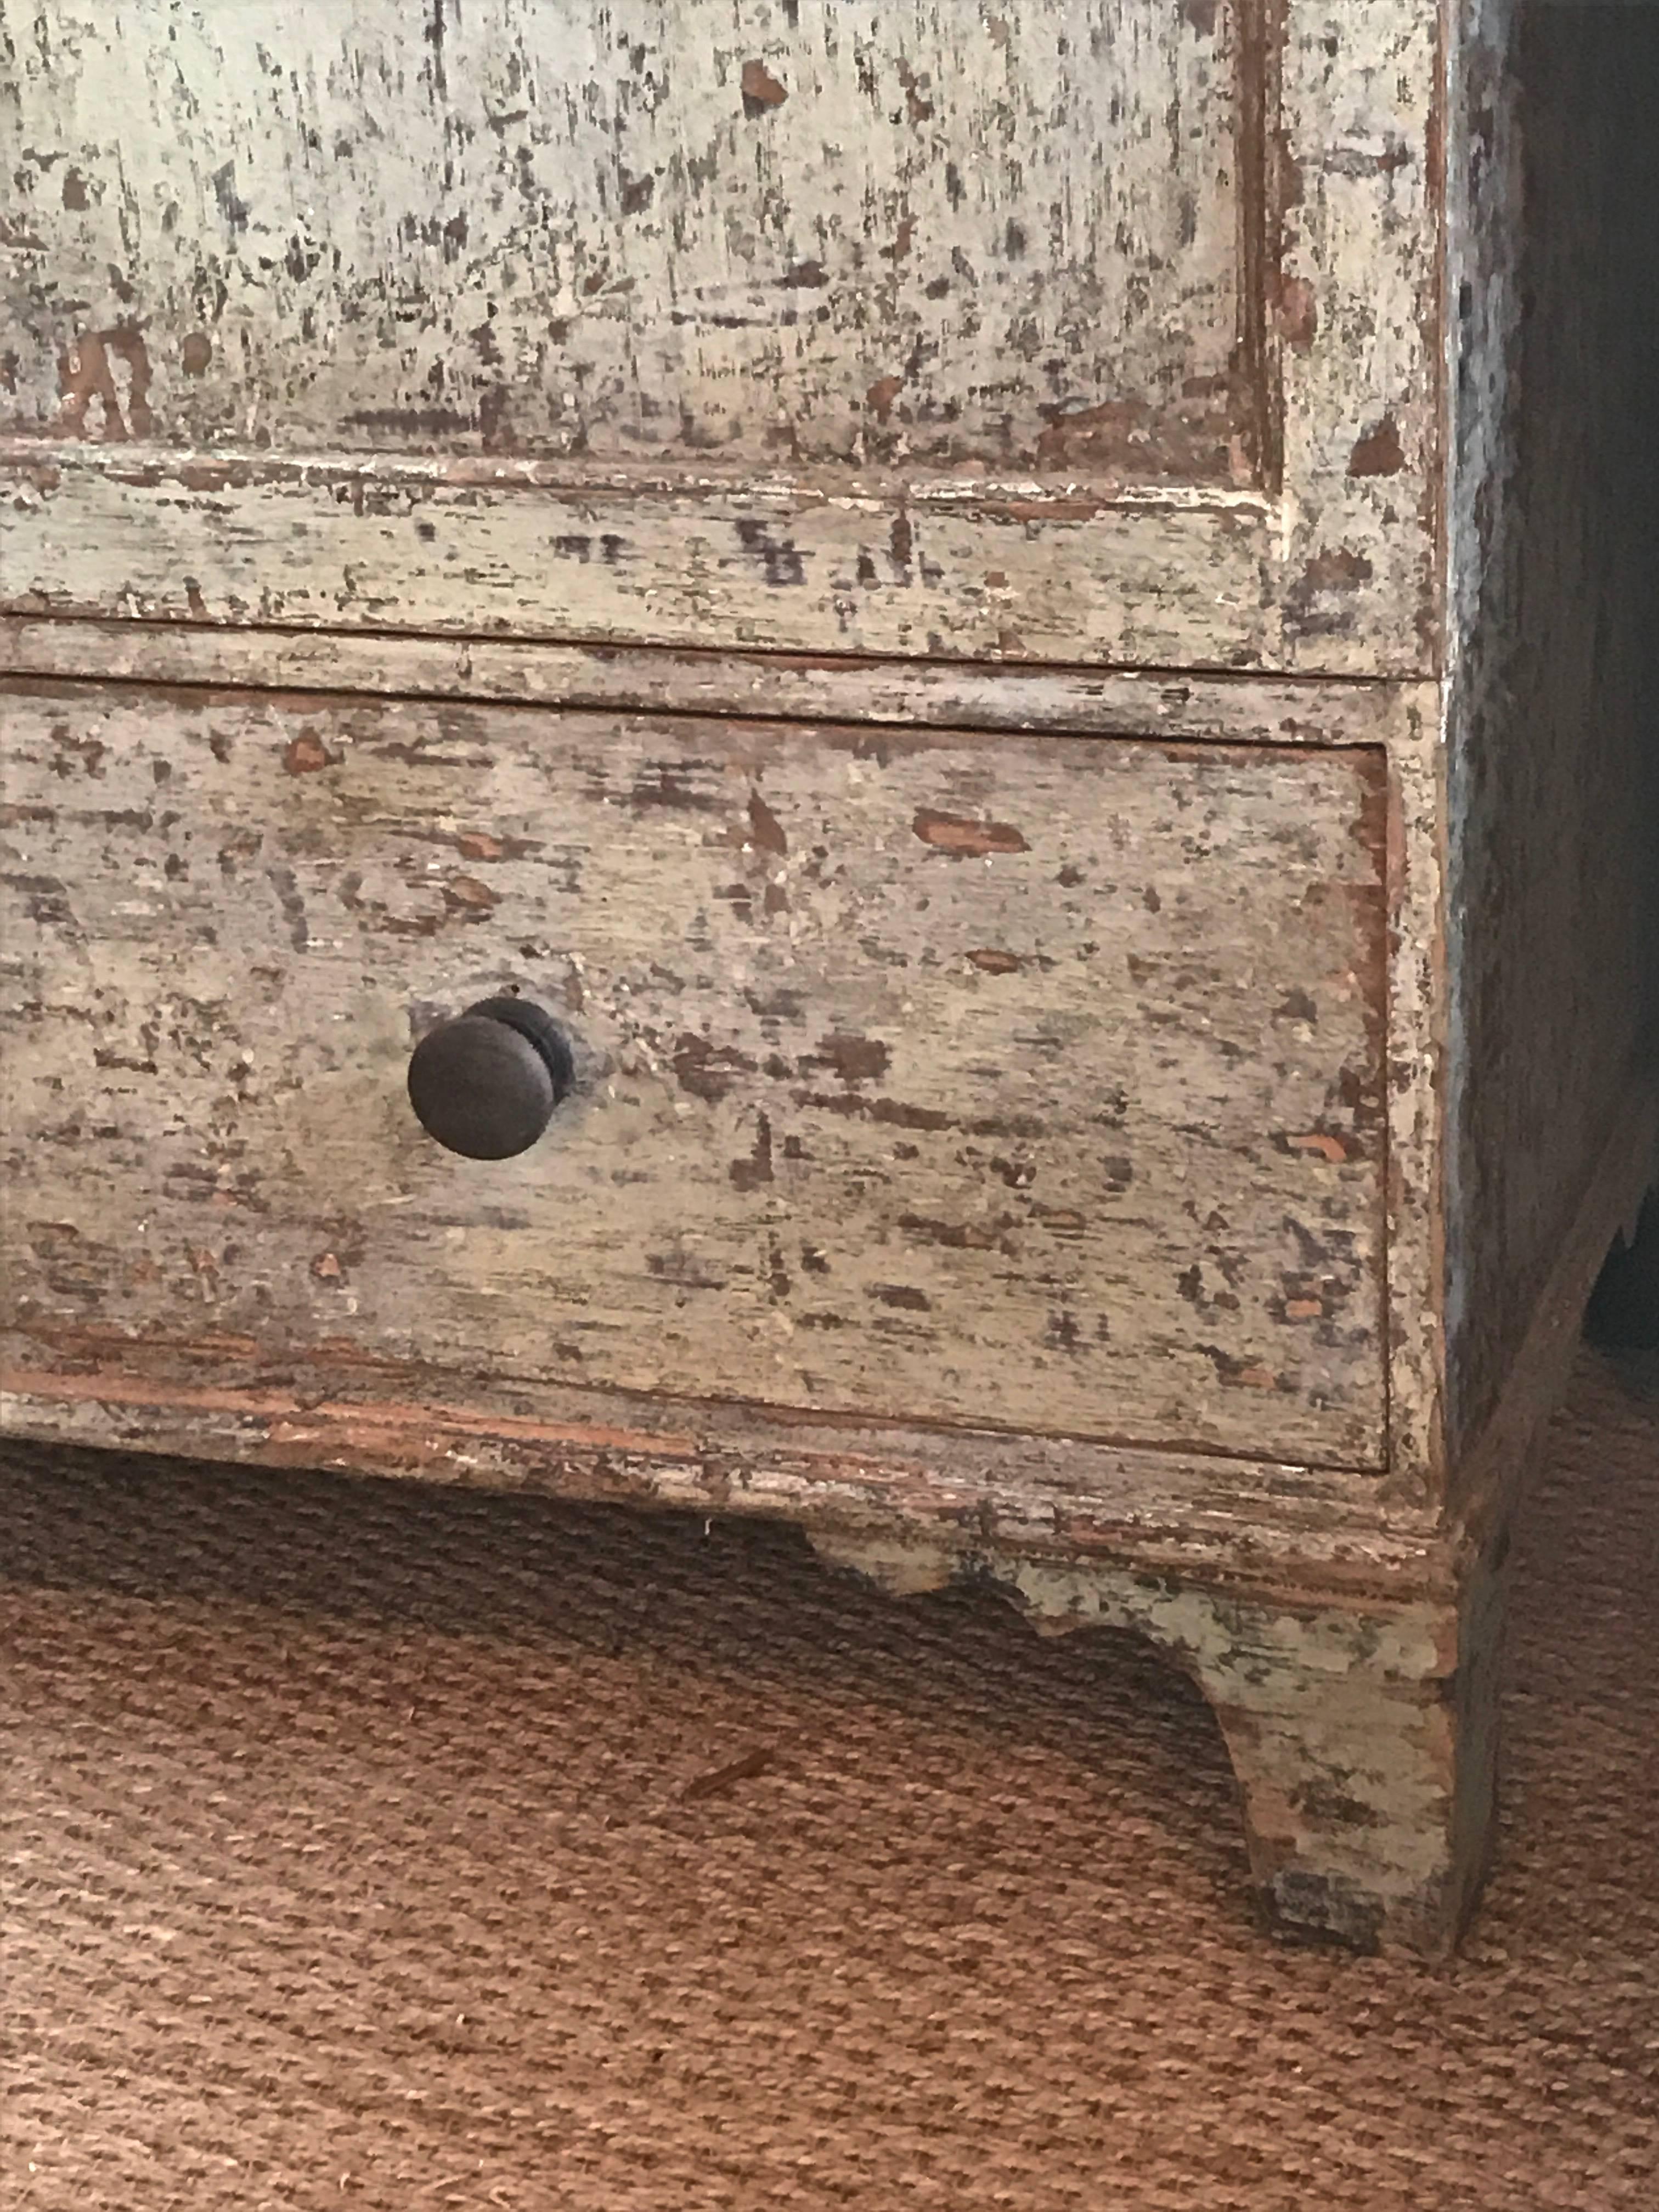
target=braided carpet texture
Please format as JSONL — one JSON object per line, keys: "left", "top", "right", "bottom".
{"left": 3, "top": 1348, "right": 1657, "bottom": 2210}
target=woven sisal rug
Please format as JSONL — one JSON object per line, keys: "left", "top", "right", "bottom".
{"left": 4, "top": 1348, "right": 1657, "bottom": 2209}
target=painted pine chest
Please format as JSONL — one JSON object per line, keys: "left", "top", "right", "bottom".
{"left": 4, "top": 1, "right": 1656, "bottom": 1951}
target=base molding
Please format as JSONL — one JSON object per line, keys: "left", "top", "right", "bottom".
{"left": 0, "top": 1347, "right": 1437, "bottom": 1608}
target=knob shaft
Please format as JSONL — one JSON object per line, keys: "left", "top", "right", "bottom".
{"left": 407, "top": 997, "right": 574, "bottom": 1160}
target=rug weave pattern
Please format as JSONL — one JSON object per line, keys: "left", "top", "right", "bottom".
{"left": 3, "top": 1351, "right": 1657, "bottom": 2208}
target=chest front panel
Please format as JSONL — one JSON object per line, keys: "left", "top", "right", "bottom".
{"left": 1, "top": 0, "right": 1438, "bottom": 671}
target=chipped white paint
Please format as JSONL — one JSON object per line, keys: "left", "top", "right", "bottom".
{"left": 0, "top": 449, "right": 1278, "bottom": 668}
{"left": 0, "top": 0, "right": 1437, "bottom": 670}
{"left": 1379, "top": 698, "right": 1447, "bottom": 1498}
{"left": 0, "top": 612, "right": 1426, "bottom": 744}
{"left": 2, "top": 680, "right": 1390, "bottom": 1464}
{"left": 3, "top": 0, "right": 1244, "bottom": 476}
{"left": 0, "top": 617, "right": 1451, "bottom": 1490}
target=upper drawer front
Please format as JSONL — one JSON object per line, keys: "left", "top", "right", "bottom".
{"left": 2, "top": 682, "right": 1387, "bottom": 1468}
{"left": 0, "top": 1, "right": 1436, "bottom": 673}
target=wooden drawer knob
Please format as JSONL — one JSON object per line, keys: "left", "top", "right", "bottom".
{"left": 407, "top": 997, "right": 574, "bottom": 1160}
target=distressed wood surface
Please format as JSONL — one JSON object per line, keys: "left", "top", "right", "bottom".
{"left": 1, "top": 679, "right": 1390, "bottom": 1466}
{"left": 1379, "top": 701, "right": 1444, "bottom": 1499}
{"left": 2, "top": 0, "right": 1250, "bottom": 481}
{"left": 0, "top": 7, "right": 1649, "bottom": 1968}
{"left": 812, "top": 1521, "right": 1504, "bottom": 1955}
{"left": 0, "top": 613, "right": 1424, "bottom": 745}
{"left": 0, "top": 1344, "right": 1489, "bottom": 1953}
{"left": 0, "top": 621, "right": 1446, "bottom": 1499}
{"left": 0, "top": 1362, "right": 1443, "bottom": 1600}
{"left": 0, "top": 0, "right": 1438, "bottom": 671}
{"left": 0, "top": 450, "right": 1280, "bottom": 668}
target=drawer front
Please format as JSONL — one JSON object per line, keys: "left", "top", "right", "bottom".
{"left": 2, "top": 683, "right": 1387, "bottom": 1466}
{"left": 0, "top": 0, "right": 1435, "bottom": 672}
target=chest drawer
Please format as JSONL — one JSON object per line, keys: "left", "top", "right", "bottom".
{"left": 2, "top": 682, "right": 1387, "bottom": 1468}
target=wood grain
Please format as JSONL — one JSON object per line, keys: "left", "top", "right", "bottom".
{"left": 1, "top": 679, "right": 1390, "bottom": 1466}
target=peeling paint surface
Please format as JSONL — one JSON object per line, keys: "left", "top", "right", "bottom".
{"left": 2, "top": 681, "right": 1389, "bottom": 1465}
{"left": 0, "top": 0, "right": 1439, "bottom": 670}
{"left": 3, "top": 1, "right": 1245, "bottom": 477}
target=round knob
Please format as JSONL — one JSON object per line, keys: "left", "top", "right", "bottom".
{"left": 407, "top": 996, "right": 574, "bottom": 1160}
